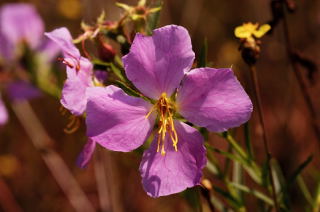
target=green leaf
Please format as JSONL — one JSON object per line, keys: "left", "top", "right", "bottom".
{"left": 81, "top": 21, "right": 91, "bottom": 31}
{"left": 198, "top": 38, "right": 208, "bottom": 67}
{"left": 146, "top": 0, "right": 162, "bottom": 35}
{"left": 148, "top": 7, "right": 162, "bottom": 14}
{"left": 208, "top": 145, "right": 262, "bottom": 185}
{"left": 221, "top": 132, "right": 264, "bottom": 184}
{"left": 223, "top": 143, "right": 232, "bottom": 176}
{"left": 209, "top": 195, "right": 228, "bottom": 212}
{"left": 116, "top": 2, "right": 132, "bottom": 11}
{"left": 199, "top": 127, "right": 209, "bottom": 140}
{"left": 261, "top": 159, "right": 269, "bottom": 187}
{"left": 138, "top": 0, "right": 146, "bottom": 6}
{"left": 114, "top": 80, "right": 140, "bottom": 97}
{"left": 222, "top": 132, "right": 247, "bottom": 160}
{"left": 271, "top": 160, "right": 290, "bottom": 210}
{"left": 131, "top": 14, "right": 144, "bottom": 21}
{"left": 182, "top": 187, "right": 202, "bottom": 212}
{"left": 313, "top": 180, "right": 320, "bottom": 212}
{"left": 114, "top": 55, "right": 124, "bottom": 67}
{"left": 297, "top": 176, "right": 313, "bottom": 206}
{"left": 244, "top": 122, "right": 254, "bottom": 160}
{"left": 97, "top": 10, "right": 106, "bottom": 24}
{"left": 110, "top": 63, "right": 125, "bottom": 81}
{"left": 230, "top": 182, "right": 274, "bottom": 206}
{"left": 35, "top": 54, "right": 61, "bottom": 98}
{"left": 205, "top": 148, "right": 224, "bottom": 178}
{"left": 232, "top": 160, "right": 243, "bottom": 202}
{"left": 212, "top": 185, "right": 242, "bottom": 209}
{"left": 288, "top": 155, "right": 313, "bottom": 185}
{"left": 206, "top": 160, "right": 220, "bottom": 176}
{"left": 92, "top": 59, "right": 111, "bottom": 67}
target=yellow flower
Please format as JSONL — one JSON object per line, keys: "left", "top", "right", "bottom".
{"left": 234, "top": 22, "right": 271, "bottom": 42}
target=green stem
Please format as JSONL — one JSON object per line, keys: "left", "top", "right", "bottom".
{"left": 230, "top": 182, "right": 274, "bottom": 206}
{"left": 206, "top": 144, "right": 246, "bottom": 210}
{"left": 249, "top": 65, "right": 280, "bottom": 212}
{"left": 297, "top": 176, "right": 313, "bottom": 206}
{"left": 313, "top": 180, "right": 320, "bottom": 212}
{"left": 244, "top": 122, "right": 254, "bottom": 159}
{"left": 223, "top": 132, "right": 247, "bottom": 159}
{"left": 224, "top": 143, "right": 232, "bottom": 176}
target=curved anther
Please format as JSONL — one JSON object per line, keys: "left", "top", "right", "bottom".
{"left": 59, "top": 105, "right": 81, "bottom": 134}
{"left": 147, "top": 93, "right": 178, "bottom": 155}
{"left": 64, "top": 115, "right": 81, "bottom": 134}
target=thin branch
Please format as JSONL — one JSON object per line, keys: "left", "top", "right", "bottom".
{"left": 280, "top": 0, "right": 320, "bottom": 145}
{"left": 11, "top": 101, "right": 95, "bottom": 212}
{"left": 103, "top": 150, "right": 124, "bottom": 212}
{"left": 94, "top": 148, "right": 111, "bottom": 212}
{"left": 249, "top": 65, "right": 280, "bottom": 212}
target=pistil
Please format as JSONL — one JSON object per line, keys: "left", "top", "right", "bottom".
{"left": 146, "top": 93, "right": 178, "bottom": 155}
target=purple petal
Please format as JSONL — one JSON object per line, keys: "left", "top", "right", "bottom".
{"left": 0, "top": 97, "right": 8, "bottom": 125}
{"left": 7, "top": 81, "right": 41, "bottom": 101}
{"left": 0, "top": 3, "right": 44, "bottom": 49}
{"left": 86, "top": 85, "right": 155, "bottom": 152}
{"left": 176, "top": 68, "right": 253, "bottom": 132}
{"left": 38, "top": 38, "right": 61, "bottom": 62}
{"left": 0, "top": 33, "right": 13, "bottom": 60}
{"left": 61, "top": 64, "right": 93, "bottom": 116}
{"left": 139, "top": 121, "right": 206, "bottom": 197}
{"left": 122, "top": 25, "right": 195, "bottom": 99}
{"left": 65, "top": 56, "right": 93, "bottom": 78}
{"left": 46, "top": 27, "right": 93, "bottom": 115}
{"left": 94, "top": 70, "right": 108, "bottom": 83}
{"left": 45, "top": 27, "right": 93, "bottom": 78}
{"left": 44, "top": 27, "right": 80, "bottom": 59}
{"left": 76, "top": 139, "right": 96, "bottom": 168}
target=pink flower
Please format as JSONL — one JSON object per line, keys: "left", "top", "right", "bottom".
{"left": 85, "top": 25, "right": 253, "bottom": 197}
{"left": 45, "top": 27, "right": 94, "bottom": 116}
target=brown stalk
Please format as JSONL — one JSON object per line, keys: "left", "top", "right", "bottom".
{"left": 249, "top": 65, "right": 280, "bottom": 212}
{"left": 103, "top": 151, "right": 124, "bottom": 212}
{"left": 94, "top": 148, "right": 111, "bottom": 212}
{"left": 11, "top": 101, "right": 95, "bottom": 212}
{"left": 280, "top": 1, "right": 320, "bottom": 145}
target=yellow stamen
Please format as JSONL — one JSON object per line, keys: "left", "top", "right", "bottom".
{"left": 93, "top": 77, "right": 104, "bottom": 87}
{"left": 60, "top": 105, "right": 81, "bottom": 134}
{"left": 146, "top": 93, "right": 178, "bottom": 155}
{"left": 64, "top": 115, "right": 81, "bottom": 134}
{"left": 146, "top": 106, "right": 156, "bottom": 119}
{"left": 156, "top": 134, "right": 161, "bottom": 152}
{"left": 59, "top": 105, "right": 68, "bottom": 115}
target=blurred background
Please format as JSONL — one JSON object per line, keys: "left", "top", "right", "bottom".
{"left": 0, "top": 0, "right": 320, "bottom": 211}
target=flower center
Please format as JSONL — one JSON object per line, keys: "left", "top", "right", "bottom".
{"left": 146, "top": 93, "right": 178, "bottom": 155}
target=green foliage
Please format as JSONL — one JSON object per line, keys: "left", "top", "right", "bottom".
{"left": 198, "top": 38, "right": 208, "bottom": 68}
{"left": 183, "top": 188, "right": 202, "bottom": 212}
{"left": 146, "top": 0, "right": 162, "bottom": 35}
